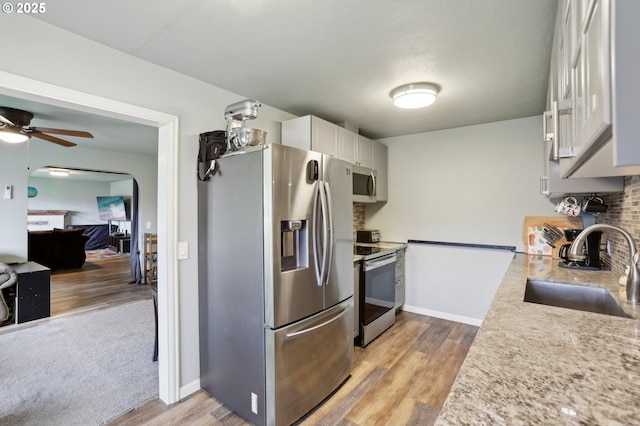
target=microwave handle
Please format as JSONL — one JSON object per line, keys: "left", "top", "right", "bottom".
{"left": 368, "top": 172, "right": 377, "bottom": 198}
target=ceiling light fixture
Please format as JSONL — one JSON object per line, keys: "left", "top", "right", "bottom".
{"left": 390, "top": 83, "right": 439, "bottom": 109}
{"left": 49, "top": 168, "right": 70, "bottom": 177}
{"left": 0, "top": 127, "right": 30, "bottom": 143}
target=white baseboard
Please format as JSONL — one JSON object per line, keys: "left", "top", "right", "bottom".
{"left": 402, "top": 304, "right": 483, "bottom": 327}
{"left": 180, "top": 379, "right": 201, "bottom": 400}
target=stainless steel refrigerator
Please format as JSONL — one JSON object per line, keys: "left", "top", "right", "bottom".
{"left": 198, "top": 143, "right": 354, "bottom": 426}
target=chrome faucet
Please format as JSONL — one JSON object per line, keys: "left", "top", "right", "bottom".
{"left": 568, "top": 224, "right": 640, "bottom": 304}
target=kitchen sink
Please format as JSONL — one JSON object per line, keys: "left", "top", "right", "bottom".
{"left": 524, "top": 279, "right": 630, "bottom": 318}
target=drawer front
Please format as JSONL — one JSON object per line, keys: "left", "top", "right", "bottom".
{"left": 395, "top": 277, "right": 405, "bottom": 309}
{"left": 267, "top": 299, "right": 353, "bottom": 425}
{"left": 395, "top": 255, "right": 405, "bottom": 279}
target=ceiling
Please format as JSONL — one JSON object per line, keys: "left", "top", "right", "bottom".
{"left": 0, "top": 94, "right": 158, "bottom": 156}
{"left": 7, "top": 0, "right": 556, "bottom": 151}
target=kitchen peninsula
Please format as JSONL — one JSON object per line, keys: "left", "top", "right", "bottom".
{"left": 436, "top": 254, "right": 640, "bottom": 424}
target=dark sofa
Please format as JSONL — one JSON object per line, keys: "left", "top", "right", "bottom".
{"left": 28, "top": 228, "right": 90, "bottom": 269}
{"left": 66, "top": 224, "right": 116, "bottom": 250}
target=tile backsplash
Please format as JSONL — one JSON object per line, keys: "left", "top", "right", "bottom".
{"left": 597, "top": 176, "right": 640, "bottom": 275}
{"left": 353, "top": 202, "right": 365, "bottom": 234}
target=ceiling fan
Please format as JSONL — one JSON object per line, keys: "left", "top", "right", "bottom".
{"left": 0, "top": 106, "right": 94, "bottom": 147}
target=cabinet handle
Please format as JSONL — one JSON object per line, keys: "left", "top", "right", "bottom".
{"left": 552, "top": 100, "right": 560, "bottom": 160}
{"left": 551, "top": 100, "right": 573, "bottom": 160}
{"left": 543, "top": 110, "right": 553, "bottom": 143}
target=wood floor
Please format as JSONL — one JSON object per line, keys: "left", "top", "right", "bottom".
{"left": 49, "top": 253, "right": 152, "bottom": 317}
{"left": 108, "top": 311, "right": 478, "bottom": 426}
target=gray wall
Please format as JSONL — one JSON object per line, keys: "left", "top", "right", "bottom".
{"left": 28, "top": 176, "right": 134, "bottom": 229}
{"left": 365, "top": 116, "right": 556, "bottom": 323}
{"left": 0, "top": 16, "right": 295, "bottom": 394}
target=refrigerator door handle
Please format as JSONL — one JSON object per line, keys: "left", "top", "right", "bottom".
{"left": 318, "top": 179, "right": 329, "bottom": 287}
{"left": 312, "top": 182, "right": 322, "bottom": 286}
{"left": 323, "top": 181, "right": 334, "bottom": 286}
{"left": 284, "top": 306, "right": 348, "bottom": 341}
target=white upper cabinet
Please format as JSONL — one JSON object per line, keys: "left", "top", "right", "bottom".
{"left": 541, "top": 0, "right": 623, "bottom": 195}
{"left": 281, "top": 115, "right": 338, "bottom": 157}
{"left": 337, "top": 127, "right": 357, "bottom": 164}
{"left": 355, "top": 135, "right": 372, "bottom": 168}
{"left": 282, "top": 115, "right": 389, "bottom": 202}
{"left": 372, "top": 140, "right": 388, "bottom": 202}
{"left": 555, "top": 0, "right": 640, "bottom": 177}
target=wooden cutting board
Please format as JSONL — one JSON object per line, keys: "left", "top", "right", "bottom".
{"left": 523, "top": 216, "right": 583, "bottom": 258}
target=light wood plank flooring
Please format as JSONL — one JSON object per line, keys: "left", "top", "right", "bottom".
{"left": 108, "top": 311, "right": 478, "bottom": 426}
{"left": 50, "top": 253, "right": 152, "bottom": 317}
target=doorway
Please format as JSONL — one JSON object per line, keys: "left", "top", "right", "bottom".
{"left": 0, "top": 70, "right": 180, "bottom": 404}
{"left": 27, "top": 167, "right": 151, "bottom": 316}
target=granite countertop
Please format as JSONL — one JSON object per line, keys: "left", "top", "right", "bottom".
{"left": 436, "top": 253, "right": 640, "bottom": 425}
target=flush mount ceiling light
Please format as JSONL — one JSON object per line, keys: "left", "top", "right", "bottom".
{"left": 48, "top": 168, "right": 70, "bottom": 177}
{"left": 0, "top": 126, "right": 30, "bottom": 143}
{"left": 390, "top": 83, "right": 439, "bottom": 109}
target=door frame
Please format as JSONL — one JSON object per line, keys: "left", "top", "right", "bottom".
{"left": 0, "top": 70, "right": 181, "bottom": 404}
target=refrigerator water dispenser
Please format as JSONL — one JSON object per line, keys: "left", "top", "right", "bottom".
{"left": 281, "top": 220, "right": 307, "bottom": 271}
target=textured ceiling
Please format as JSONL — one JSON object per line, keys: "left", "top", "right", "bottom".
{"left": 26, "top": 0, "right": 556, "bottom": 141}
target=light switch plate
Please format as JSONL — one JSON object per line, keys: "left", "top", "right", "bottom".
{"left": 178, "top": 241, "right": 188, "bottom": 260}
{"left": 3, "top": 185, "right": 12, "bottom": 200}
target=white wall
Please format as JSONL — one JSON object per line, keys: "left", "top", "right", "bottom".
{"left": 27, "top": 175, "right": 134, "bottom": 233}
{"left": 110, "top": 178, "right": 134, "bottom": 234}
{"left": 28, "top": 177, "right": 111, "bottom": 225}
{"left": 0, "top": 16, "right": 295, "bottom": 394}
{"left": 4, "top": 144, "right": 156, "bottom": 259}
{"left": 365, "top": 116, "right": 556, "bottom": 323}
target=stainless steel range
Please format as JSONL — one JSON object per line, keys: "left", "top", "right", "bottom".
{"left": 355, "top": 246, "right": 396, "bottom": 347}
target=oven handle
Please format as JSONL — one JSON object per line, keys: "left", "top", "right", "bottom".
{"left": 364, "top": 254, "right": 396, "bottom": 271}
{"left": 284, "top": 306, "right": 348, "bottom": 341}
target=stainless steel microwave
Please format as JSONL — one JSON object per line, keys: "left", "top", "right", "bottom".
{"left": 352, "top": 165, "right": 377, "bottom": 203}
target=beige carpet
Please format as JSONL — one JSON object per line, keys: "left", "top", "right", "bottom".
{"left": 0, "top": 300, "right": 158, "bottom": 425}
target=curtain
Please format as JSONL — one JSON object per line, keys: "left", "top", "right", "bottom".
{"left": 129, "top": 179, "right": 142, "bottom": 284}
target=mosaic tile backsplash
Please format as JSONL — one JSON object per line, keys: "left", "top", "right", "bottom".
{"left": 597, "top": 176, "right": 640, "bottom": 275}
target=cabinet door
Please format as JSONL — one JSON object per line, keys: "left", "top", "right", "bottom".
{"left": 558, "top": 0, "right": 572, "bottom": 101}
{"left": 557, "top": 0, "right": 574, "bottom": 157}
{"left": 575, "top": 0, "right": 611, "bottom": 157}
{"left": 356, "top": 135, "right": 372, "bottom": 168}
{"left": 337, "top": 127, "right": 357, "bottom": 163}
{"left": 312, "top": 117, "right": 338, "bottom": 157}
{"left": 372, "top": 140, "right": 388, "bottom": 201}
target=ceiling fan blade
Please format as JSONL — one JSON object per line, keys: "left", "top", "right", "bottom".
{"left": 31, "top": 132, "right": 77, "bottom": 147}
{"left": 31, "top": 127, "right": 94, "bottom": 138}
{"left": 0, "top": 114, "right": 16, "bottom": 127}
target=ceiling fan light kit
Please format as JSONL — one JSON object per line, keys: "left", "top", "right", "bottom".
{"left": 0, "top": 127, "right": 29, "bottom": 143}
{"left": 390, "top": 83, "right": 439, "bottom": 109}
{"left": 0, "top": 106, "right": 94, "bottom": 147}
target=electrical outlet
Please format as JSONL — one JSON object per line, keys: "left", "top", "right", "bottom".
{"left": 146, "top": 221, "right": 152, "bottom": 229}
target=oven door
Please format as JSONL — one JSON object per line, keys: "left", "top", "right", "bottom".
{"left": 360, "top": 253, "right": 396, "bottom": 346}
{"left": 352, "top": 166, "right": 377, "bottom": 203}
